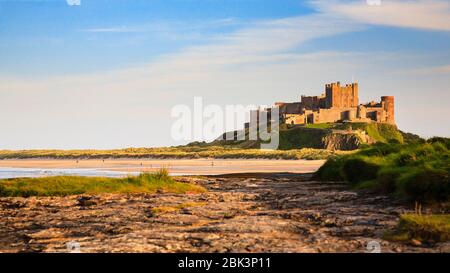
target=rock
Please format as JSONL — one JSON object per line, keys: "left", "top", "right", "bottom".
{"left": 306, "top": 212, "right": 322, "bottom": 223}
{"left": 223, "top": 211, "right": 236, "bottom": 219}
{"left": 26, "top": 228, "right": 66, "bottom": 239}
{"left": 322, "top": 133, "right": 362, "bottom": 151}
{"left": 3, "top": 202, "right": 26, "bottom": 209}
{"left": 180, "top": 208, "right": 192, "bottom": 215}
{"left": 145, "top": 210, "right": 155, "bottom": 218}
{"left": 410, "top": 239, "right": 422, "bottom": 247}
{"left": 322, "top": 219, "right": 336, "bottom": 227}
{"left": 77, "top": 196, "right": 98, "bottom": 207}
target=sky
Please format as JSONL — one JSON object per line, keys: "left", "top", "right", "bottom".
{"left": 0, "top": 0, "right": 449, "bottom": 149}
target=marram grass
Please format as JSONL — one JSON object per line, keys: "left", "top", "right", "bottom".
{"left": 315, "top": 138, "right": 450, "bottom": 203}
{"left": 386, "top": 214, "right": 450, "bottom": 243}
{"left": 0, "top": 169, "right": 206, "bottom": 197}
{"left": 0, "top": 147, "right": 349, "bottom": 160}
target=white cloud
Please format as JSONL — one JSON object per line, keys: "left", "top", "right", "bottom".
{"left": 80, "top": 18, "right": 242, "bottom": 34}
{"left": 312, "top": 0, "right": 450, "bottom": 31}
{"left": 81, "top": 26, "right": 141, "bottom": 33}
{"left": 405, "top": 64, "right": 450, "bottom": 75}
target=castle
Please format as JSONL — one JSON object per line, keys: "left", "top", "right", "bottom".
{"left": 274, "top": 82, "right": 395, "bottom": 125}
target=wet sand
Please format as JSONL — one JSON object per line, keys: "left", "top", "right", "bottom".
{"left": 0, "top": 159, "right": 325, "bottom": 176}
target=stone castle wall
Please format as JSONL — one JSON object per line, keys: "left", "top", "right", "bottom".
{"left": 279, "top": 82, "right": 395, "bottom": 125}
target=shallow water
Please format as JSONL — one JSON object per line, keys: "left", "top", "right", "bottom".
{"left": 0, "top": 159, "right": 325, "bottom": 178}
{"left": 0, "top": 167, "right": 140, "bottom": 179}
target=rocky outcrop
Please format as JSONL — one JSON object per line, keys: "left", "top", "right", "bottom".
{"left": 321, "top": 131, "right": 375, "bottom": 151}
{"left": 0, "top": 174, "right": 448, "bottom": 253}
{"left": 215, "top": 125, "right": 381, "bottom": 151}
{"left": 322, "top": 133, "right": 361, "bottom": 151}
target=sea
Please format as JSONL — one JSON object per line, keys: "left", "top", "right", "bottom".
{"left": 0, "top": 167, "right": 140, "bottom": 179}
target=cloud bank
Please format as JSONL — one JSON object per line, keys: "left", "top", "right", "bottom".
{"left": 313, "top": 0, "right": 450, "bottom": 31}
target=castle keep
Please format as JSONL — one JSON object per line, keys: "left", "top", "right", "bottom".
{"left": 275, "top": 82, "right": 395, "bottom": 125}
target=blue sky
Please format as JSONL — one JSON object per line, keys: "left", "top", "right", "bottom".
{"left": 0, "top": 0, "right": 449, "bottom": 149}
{"left": 0, "top": 0, "right": 313, "bottom": 76}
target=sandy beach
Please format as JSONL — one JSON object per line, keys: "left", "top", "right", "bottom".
{"left": 0, "top": 159, "right": 325, "bottom": 176}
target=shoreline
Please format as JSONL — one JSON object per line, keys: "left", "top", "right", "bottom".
{"left": 0, "top": 158, "right": 325, "bottom": 176}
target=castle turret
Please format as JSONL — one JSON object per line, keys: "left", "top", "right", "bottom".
{"left": 381, "top": 96, "right": 395, "bottom": 124}
{"left": 351, "top": 83, "right": 359, "bottom": 107}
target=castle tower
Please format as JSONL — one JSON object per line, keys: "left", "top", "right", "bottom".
{"left": 381, "top": 96, "right": 395, "bottom": 124}
{"left": 325, "top": 83, "right": 332, "bottom": 108}
{"left": 325, "top": 82, "right": 359, "bottom": 108}
{"left": 351, "top": 83, "right": 359, "bottom": 107}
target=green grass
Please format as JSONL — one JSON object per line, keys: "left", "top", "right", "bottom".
{"left": 386, "top": 214, "right": 450, "bottom": 243}
{"left": 315, "top": 138, "right": 450, "bottom": 203}
{"left": 217, "top": 125, "right": 333, "bottom": 150}
{"left": 334, "top": 122, "right": 404, "bottom": 143}
{"left": 314, "top": 156, "right": 346, "bottom": 181}
{"left": 304, "top": 123, "right": 335, "bottom": 129}
{"left": 279, "top": 122, "right": 403, "bottom": 150}
{"left": 399, "top": 130, "right": 424, "bottom": 144}
{"left": 0, "top": 169, "right": 206, "bottom": 197}
{"left": 278, "top": 127, "right": 329, "bottom": 150}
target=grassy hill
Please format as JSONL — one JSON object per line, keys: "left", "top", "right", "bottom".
{"left": 213, "top": 122, "right": 404, "bottom": 151}
{"left": 331, "top": 122, "right": 404, "bottom": 143}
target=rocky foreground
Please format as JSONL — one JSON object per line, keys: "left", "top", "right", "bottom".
{"left": 0, "top": 173, "right": 448, "bottom": 253}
